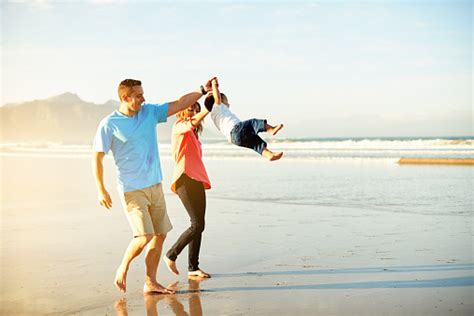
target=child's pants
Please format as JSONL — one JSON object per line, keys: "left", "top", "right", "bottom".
{"left": 230, "top": 118, "right": 267, "bottom": 155}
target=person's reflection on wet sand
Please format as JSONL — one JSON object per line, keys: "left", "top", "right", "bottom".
{"left": 143, "top": 279, "right": 203, "bottom": 316}
{"left": 187, "top": 276, "right": 204, "bottom": 316}
{"left": 114, "top": 298, "right": 128, "bottom": 316}
{"left": 116, "top": 279, "right": 205, "bottom": 316}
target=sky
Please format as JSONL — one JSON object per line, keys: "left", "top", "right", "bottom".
{"left": 1, "top": 0, "right": 472, "bottom": 137}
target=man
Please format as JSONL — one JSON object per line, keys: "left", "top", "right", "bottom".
{"left": 92, "top": 77, "right": 215, "bottom": 294}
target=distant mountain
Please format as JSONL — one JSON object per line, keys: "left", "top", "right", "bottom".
{"left": 0, "top": 93, "right": 182, "bottom": 144}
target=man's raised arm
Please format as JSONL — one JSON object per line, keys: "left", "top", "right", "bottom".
{"left": 167, "top": 77, "right": 216, "bottom": 117}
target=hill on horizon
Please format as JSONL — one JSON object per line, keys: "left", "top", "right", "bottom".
{"left": 0, "top": 92, "right": 187, "bottom": 144}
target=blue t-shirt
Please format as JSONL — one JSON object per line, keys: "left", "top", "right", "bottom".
{"left": 93, "top": 103, "right": 169, "bottom": 192}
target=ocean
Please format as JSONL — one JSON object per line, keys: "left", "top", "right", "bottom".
{"left": 199, "top": 137, "right": 474, "bottom": 218}
{"left": 1, "top": 136, "right": 472, "bottom": 218}
{"left": 200, "top": 136, "right": 474, "bottom": 161}
{"left": 1, "top": 136, "right": 472, "bottom": 160}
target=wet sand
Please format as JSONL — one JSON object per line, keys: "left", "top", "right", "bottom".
{"left": 398, "top": 158, "right": 474, "bottom": 165}
{"left": 1, "top": 154, "right": 473, "bottom": 315}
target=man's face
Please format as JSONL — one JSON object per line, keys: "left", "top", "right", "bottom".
{"left": 127, "top": 85, "right": 145, "bottom": 112}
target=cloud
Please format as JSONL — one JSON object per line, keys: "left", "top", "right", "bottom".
{"left": 415, "top": 58, "right": 436, "bottom": 68}
{"left": 88, "top": 0, "right": 122, "bottom": 4}
{"left": 19, "top": 0, "right": 54, "bottom": 10}
{"left": 415, "top": 21, "right": 429, "bottom": 28}
{"left": 221, "top": 3, "right": 255, "bottom": 13}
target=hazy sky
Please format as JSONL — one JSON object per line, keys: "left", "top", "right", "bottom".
{"left": 2, "top": 0, "right": 472, "bottom": 137}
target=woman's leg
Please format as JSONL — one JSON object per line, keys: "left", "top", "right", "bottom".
{"left": 165, "top": 174, "right": 206, "bottom": 271}
{"left": 187, "top": 185, "right": 206, "bottom": 271}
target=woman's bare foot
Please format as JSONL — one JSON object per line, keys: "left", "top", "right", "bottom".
{"left": 188, "top": 269, "right": 211, "bottom": 278}
{"left": 114, "top": 266, "right": 128, "bottom": 293}
{"left": 143, "top": 281, "right": 176, "bottom": 295}
{"left": 267, "top": 123, "right": 284, "bottom": 136}
{"left": 163, "top": 256, "right": 180, "bottom": 275}
{"left": 262, "top": 149, "right": 284, "bottom": 161}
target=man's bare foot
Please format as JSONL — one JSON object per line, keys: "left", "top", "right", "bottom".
{"left": 163, "top": 256, "right": 180, "bottom": 275}
{"left": 268, "top": 124, "right": 284, "bottom": 136}
{"left": 188, "top": 269, "right": 211, "bottom": 278}
{"left": 143, "top": 281, "right": 176, "bottom": 295}
{"left": 114, "top": 267, "right": 128, "bottom": 293}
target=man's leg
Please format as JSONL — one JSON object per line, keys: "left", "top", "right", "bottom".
{"left": 144, "top": 234, "right": 175, "bottom": 294}
{"left": 115, "top": 234, "right": 153, "bottom": 293}
{"left": 144, "top": 183, "right": 174, "bottom": 294}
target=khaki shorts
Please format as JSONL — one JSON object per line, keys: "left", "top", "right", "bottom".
{"left": 120, "top": 183, "right": 173, "bottom": 237}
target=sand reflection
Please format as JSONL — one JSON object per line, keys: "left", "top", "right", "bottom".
{"left": 115, "top": 279, "right": 204, "bottom": 316}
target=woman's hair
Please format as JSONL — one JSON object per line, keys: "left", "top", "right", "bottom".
{"left": 176, "top": 102, "right": 203, "bottom": 136}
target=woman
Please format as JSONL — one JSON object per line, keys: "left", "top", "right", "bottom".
{"left": 164, "top": 100, "right": 211, "bottom": 278}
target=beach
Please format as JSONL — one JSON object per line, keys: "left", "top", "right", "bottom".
{"left": 1, "top": 141, "right": 473, "bottom": 315}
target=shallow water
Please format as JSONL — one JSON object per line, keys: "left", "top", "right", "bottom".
{"left": 204, "top": 158, "right": 473, "bottom": 217}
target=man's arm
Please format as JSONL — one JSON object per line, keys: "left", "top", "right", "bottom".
{"left": 167, "top": 77, "right": 216, "bottom": 117}
{"left": 92, "top": 151, "right": 112, "bottom": 209}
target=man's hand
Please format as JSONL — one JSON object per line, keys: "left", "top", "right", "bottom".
{"left": 167, "top": 76, "right": 218, "bottom": 116}
{"left": 98, "top": 189, "right": 113, "bottom": 209}
{"left": 203, "top": 76, "right": 217, "bottom": 93}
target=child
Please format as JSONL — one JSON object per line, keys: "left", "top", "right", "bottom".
{"left": 205, "top": 79, "right": 284, "bottom": 161}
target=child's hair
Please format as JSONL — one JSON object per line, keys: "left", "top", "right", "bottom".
{"left": 176, "top": 102, "right": 203, "bottom": 136}
{"left": 204, "top": 93, "right": 227, "bottom": 111}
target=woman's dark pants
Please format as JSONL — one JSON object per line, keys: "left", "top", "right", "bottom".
{"left": 166, "top": 174, "right": 206, "bottom": 271}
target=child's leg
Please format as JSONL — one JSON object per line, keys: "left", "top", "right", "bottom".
{"left": 230, "top": 121, "right": 283, "bottom": 161}
{"left": 230, "top": 123, "right": 266, "bottom": 153}
{"left": 240, "top": 132, "right": 283, "bottom": 161}
{"left": 265, "top": 122, "right": 284, "bottom": 136}
{"left": 244, "top": 118, "right": 283, "bottom": 136}
{"left": 262, "top": 148, "right": 284, "bottom": 161}
{"left": 246, "top": 119, "right": 267, "bottom": 134}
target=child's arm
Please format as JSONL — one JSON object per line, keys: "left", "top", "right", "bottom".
{"left": 212, "top": 78, "right": 222, "bottom": 105}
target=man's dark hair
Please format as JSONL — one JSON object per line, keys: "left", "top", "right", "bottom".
{"left": 118, "top": 79, "right": 142, "bottom": 101}
{"left": 119, "top": 79, "right": 142, "bottom": 87}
